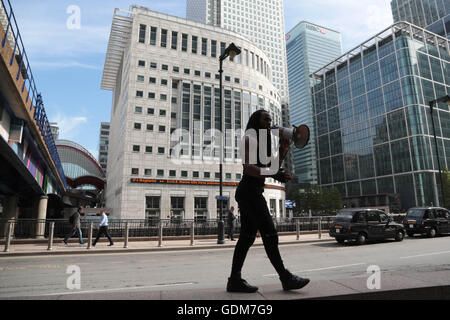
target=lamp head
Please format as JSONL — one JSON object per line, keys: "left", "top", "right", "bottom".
{"left": 221, "top": 43, "right": 241, "bottom": 60}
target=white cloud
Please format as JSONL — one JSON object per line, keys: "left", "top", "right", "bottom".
{"left": 284, "top": 0, "right": 393, "bottom": 52}
{"left": 51, "top": 114, "right": 88, "bottom": 141}
{"left": 31, "top": 60, "right": 101, "bottom": 70}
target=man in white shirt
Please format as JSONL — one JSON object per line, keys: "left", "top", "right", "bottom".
{"left": 92, "top": 210, "right": 114, "bottom": 246}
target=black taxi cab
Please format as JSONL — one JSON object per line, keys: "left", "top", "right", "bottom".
{"left": 403, "top": 207, "right": 450, "bottom": 238}
{"left": 329, "top": 208, "right": 405, "bottom": 245}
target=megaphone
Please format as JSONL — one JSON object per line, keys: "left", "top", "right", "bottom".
{"left": 273, "top": 125, "right": 310, "bottom": 149}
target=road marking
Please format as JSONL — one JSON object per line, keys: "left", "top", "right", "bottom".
{"left": 38, "top": 282, "right": 197, "bottom": 297}
{"left": 263, "top": 263, "right": 367, "bottom": 277}
{"left": 399, "top": 250, "right": 450, "bottom": 259}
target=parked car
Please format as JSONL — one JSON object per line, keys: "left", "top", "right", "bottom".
{"left": 403, "top": 207, "right": 450, "bottom": 238}
{"left": 329, "top": 208, "right": 405, "bottom": 245}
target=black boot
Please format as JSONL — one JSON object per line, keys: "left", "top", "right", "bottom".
{"left": 280, "top": 269, "right": 310, "bottom": 291}
{"left": 227, "top": 277, "right": 258, "bottom": 293}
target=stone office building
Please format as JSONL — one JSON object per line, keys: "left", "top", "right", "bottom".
{"left": 101, "top": 6, "right": 286, "bottom": 220}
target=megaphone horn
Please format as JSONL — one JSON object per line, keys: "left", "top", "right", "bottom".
{"left": 274, "top": 125, "right": 310, "bottom": 149}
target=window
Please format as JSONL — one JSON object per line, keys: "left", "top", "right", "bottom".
{"left": 194, "top": 197, "right": 208, "bottom": 223}
{"left": 131, "top": 168, "right": 139, "bottom": 175}
{"left": 205, "top": 72, "right": 211, "bottom": 78}
{"left": 147, "top": 108, "right": 154, "bottom": 115}
{"left": 159, "top": 125, "right": 166, "bottom": 132}
{"left": 136, "top": 91, "right": 143, "bottom": 98}
{"left": 204, "top": 172, "right": 210, "bottom": 178}
{"left": 145, "top": 146, "right": 153, "bottom": 153}
{"left": 171, "top": 197, "right": 185, "bottom": 221}
{"left": 146, "top": 124, "right": 154, "bottom": 131}
{"left": 161, "top": 79, "right": 168, "bottom": 86}
{"left": 150, "top": 62, "right": 157, "bottom": 69}
{"left": 159, "top": 109, "right": 167, "bottom": 116}
{"left": 173, "top": 66, "right": 180, "bottom": 73}
{"left": 160, "top": 94, "right": 167, "bottom": 101}
{"left": 158, "top": 147, "right": 165, "bottom": 154}
{"left": 145, "top": 196, "right": 160, "bottom": 222}
{"left": 150, "top": 27, "right": 157, "bottom": 45}
{"left": 139, "top": 24, "right": 146, "bottom": 43}
{"left": 161, "top": 29, "right": 167, "bottom": 47}
{"left": 182, "top": 34, "right": 188, "bottom": 51}
{"left": 134, "top": 123, "right": 141, "bottom": 130}
{"left": 192, "top": 36, "right": 198, "bottom": 54}
{"left": 162, "top": 64, "right": 168, "bottom": 71}
{"left": 148, "top": 92, "right": 155, "bottom": 99}
{"left": 195, "top": 70, "right": 201, "bottom": 76}
{"left": 366, "top": 211, "right": 380, "bottom": 222}
{"left": 149, "top": 77, "right": 156, "bottom": 84}
{"left": 137, "top": 75, "right": 145, "bottom": 82}
{"left": 211, "top": 40, "right": 217, "bottom": 58}
{"left": 157, "top": 169, "right": 164, "bottom": 176}
{"left": 169, "top": 170, "right": 176, "bottom": 177}
{"left": 144, "top": 169, "right": 152, "bottom": 176}
{"left": 225, "top": 173, "right": 232, "bottom": 180}
{"left": 171, "top": 31, "right": 178, "bottom": 50}
{"left": 138, "top": 60, "right": 146, "bottom": 67}
{"left": 193, "top": 171, "right": 199, "bottom": 178}
{"left": 181, "top": 171, "right": 188, "bottom": 177}
{"left": 184, "top": 68, "right": 190, "bottom": 75}
{"left": 202, "top": 38, "right": 208, "bottom": 55}
{"left": 133, "top": 145, "right": 140, "bottom": 152}
{"left": 135, "top": 106, "right": 142, "bottom": 113}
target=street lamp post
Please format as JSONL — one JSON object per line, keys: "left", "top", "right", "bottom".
{"left": 428, "top": 95, "right": 450, "bottom": 207}
{"left": 217, "top": 43, "right": 241, "bottom": 244}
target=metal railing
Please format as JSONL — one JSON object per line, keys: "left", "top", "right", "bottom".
{"left": 0, "top": 0, "right": 67, "bottom": 189}
{"left": 1, "top": 214, "right": 407, "bottom": 252}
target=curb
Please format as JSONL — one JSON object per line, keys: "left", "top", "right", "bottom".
{"left": 0, "top": 238, "right": 334, "bottom": 258}
{"left": 309, "top": 284, "right": 450, "bottom": 300}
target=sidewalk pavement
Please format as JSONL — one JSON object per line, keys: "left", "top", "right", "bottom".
{"left": 0, "top": 232, "right": 333, "bottom": 257}
{"left": 2, "top": 233, "right": 450, "bottom": 300}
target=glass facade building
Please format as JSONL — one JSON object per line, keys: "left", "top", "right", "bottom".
{"left": 311, "top": 22, "right": 450, "bottom": 211}
{"left": 391, "top": 0, "right": 450, "bottom": 39}
{"left": 286, "top": 22, "right": 342, "bottom": 186}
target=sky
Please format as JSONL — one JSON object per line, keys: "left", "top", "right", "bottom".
{"left": 10, "top": 0, "right": 394, "bottom": 160}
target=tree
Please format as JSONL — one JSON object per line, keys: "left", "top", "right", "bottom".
{"left": 442, "top": 167, "right": 450, "bottom": 208}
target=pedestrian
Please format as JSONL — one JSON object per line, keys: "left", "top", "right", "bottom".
{"left": 227, "top": 206, "right": 236, "bottom": 241}
{"left": 64, "top": 206, "right": 84, "bottom": 245}
{"left": 226, "top": 110, "right": 310, "bottom": 293}
{"left": 92, "top": 210, "right": 114, "bottom": 247}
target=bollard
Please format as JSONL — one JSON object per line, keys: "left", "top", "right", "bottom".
{"left": 190, "top": 221, "right": 195, "bottom": 246}
{"left": 3, "top": 221, "right": 13, "bottom": 252}
{"left": 296, "top": 219, "right": 300, "bottom": 240}
{"left": 158, "top": 221, "right": 163, "bottom": 247}
{"left": 124, "top": 222, "right": 129, "bottom": 248}
{"left": 87, "top": 222, "right": 93, "bottom": 249}
{"left": 318, "top": 217, "right": 322, "bottom": 239}
{"left": 47, "top": 222, "right": 55, "bottom": 251}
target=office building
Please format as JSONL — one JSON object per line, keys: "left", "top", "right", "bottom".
{"left": 101, "top": 6, "right": 285, "bottom": 219}
{"left": 311, "top": 21, "right": 450, "bottom": 211}
{"left": 186, "top": 0, "right": 289, "bottom": 107}
{"left": 391, "top": 0, "right": 450, "bottom": 39}
{"left": 286, "top": 21, "right": 342, "bottom": 186}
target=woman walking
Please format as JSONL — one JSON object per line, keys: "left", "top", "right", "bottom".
{"left": 226, "top": 110, "right": 310, "bottom": 293}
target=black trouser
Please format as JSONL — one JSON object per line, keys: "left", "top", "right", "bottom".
{"left": 228, "top": 222, "right": 235, "bottom": 239}
{"left": 93, "top": 226, "right": 114, "bottom": 245}
{"left": 230, "top": 183, "right": 286, "bottom": 278}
